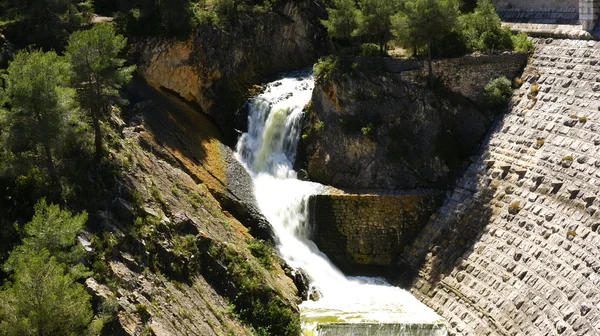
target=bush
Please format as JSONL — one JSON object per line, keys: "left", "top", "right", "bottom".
{"left": 508, "top": 201, "right": 521, "bottom": 214}
{"left": 313, "top": 56, "right": 339, "bottom": 79}
{"left": 511, "top": 32, "right": 534, "bottom": 53}
{"left": 314, "top": 120, "right": 325, "bottom": 131}
{"left": 361, "top": 123, "right": 374, "bottom": 137}
{"left": 358, "top": 43, "right": 381, "bottom": 57}
{"left": 478, "top": 28, "right": 513, "bottom": 51}
{"left": 247, "top": 239, "right": 274, "bottom": 270}
{"left": 483, "top": 76, "right": 513, "bottom": 110}
{"left": 432, "top": 31, "right": 468, "bottom": 58}
{"left": 207, "top": 242, "right": 300, "bottom": 336}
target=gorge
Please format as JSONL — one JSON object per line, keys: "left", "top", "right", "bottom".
{"left": 1, "top": 0, "right": 600, "bottom": 335}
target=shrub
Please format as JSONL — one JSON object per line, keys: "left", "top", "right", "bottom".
{"left": 361, "top": 123, "right": 374, "bottom": 137}
{"left": 483, "top": 76, "right": 513, "bottom": 110}
{"left": 562, "top": 155, "right": 573, "bottom": 162}
{"left": 313, "top": 56, "right": 339, "bottom": 79}
{"left": 432, "top": 31, "right": 469, "bottom": 58}
{"left": 514, "top": 77, "right": 524, "bottom": 88}
{"left": 478, "top": 28, "right": 513, "bottom": 51}
{"left": 358, "top": 43, "right": 381, "bottom": 57}
{"left": 530, "top": 83, "right": 539, "bottom": 95}
{"left": 207, "top": 243, "right": 300, "bottom": 335}
{"left": 314, "top": 120, "right": 325, "bottom": 131}
{"left": 508, "top": 201, "right": 521, "bottom": 214}
{"left": 579, "top": 115, "right": 588, "bottom": 123}
{"left": 247, "top": 239, "right": 274, "bottom": 270}
{"left": 511, "top": 32, "right": 534, "bottom": 53}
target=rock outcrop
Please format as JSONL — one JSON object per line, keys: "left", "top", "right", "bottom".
{"left": 135, "top": 0, "right": 333, "bottom": 144}
{"left": 86, "top": 77, "right": 301, "bottom": 335}
{"left": 400, "top": 38, "right": 600, "bottom": 336}
{"left": 302, "top": 54, "right": 524, "bottom": 191}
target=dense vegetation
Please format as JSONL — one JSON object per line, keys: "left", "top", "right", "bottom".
{"left": 0, "top": 19, "right": 132, "bottom": 335}
{"left": 319, "top": 0, "right": 533, "bottom": 81}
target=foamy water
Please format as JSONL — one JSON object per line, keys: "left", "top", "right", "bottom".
{"left": 235, "top": 70, "right": 445, "bottom": 335}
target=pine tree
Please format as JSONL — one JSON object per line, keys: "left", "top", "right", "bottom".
{"left": 66, "top": 23, "right": 136, "bottom": 160}
{"left": 321, "top": 0, "right": 360, "bottom": 42}
{"left": 0, "top": 250, "right": 93, "bottom": 336}
{"left": 391, "top": 0, "right": 460, "bottom": 81}
{"left": 355, "top": 0, "right": 399, "bottom": 54}
{"left": 2, "top": 49, "right": 78, "bottom": 184}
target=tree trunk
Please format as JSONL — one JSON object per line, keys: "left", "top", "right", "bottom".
{"left": 92, "top": 114, "right": 102, "bottom": 161}
{"left": 44, "top": 144, "right": 59, "bottom": 185}
{"left": 428, "top": 41, "right": 433, "bottom": 87}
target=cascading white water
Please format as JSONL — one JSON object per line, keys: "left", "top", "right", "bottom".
{"left": 235, "top": 70, "right": 446, "bottom": 335}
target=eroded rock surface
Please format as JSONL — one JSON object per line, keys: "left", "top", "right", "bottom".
{"left": 135, "top": 0, "right": 333, "bottom": 143}
{"left": 86, "top": 78, "right": 301, "bottom": 335}
{"left": 302, "top": 59, "right": 500, "bottom": 190}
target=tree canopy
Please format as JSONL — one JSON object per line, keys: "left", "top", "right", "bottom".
{"left": 0, "top": 200, "right": 92, "bottom": 336}
{"left": 321, "top": 0, "right": 360, "bottom": 42}
{"left": 2, "top": 49, "right": 78, "bottom": 183}
{"left": 391, "top": 0, "right": 461, "bottom": 78}
{"left": 6, "top": 199, "right": 88, "bottom": 268}
{"left": 66, "top": 23, "right": 135, "bottom": 159}
{"left": 0, "top": 250, "right": 93, "bottom": 336}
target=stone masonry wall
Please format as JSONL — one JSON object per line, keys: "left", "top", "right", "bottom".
{"left": 400, "top": 38, "right": 600, "bottom": 335}
{"left": 310, "top": 191, "right": 444, "bottom": 272}
{"left": 403, "top": 53, "right": 528, "bottom": 106}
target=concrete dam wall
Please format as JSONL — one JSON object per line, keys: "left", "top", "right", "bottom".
{"left": 401, "top": 38, "right": 600, "bottom": 335}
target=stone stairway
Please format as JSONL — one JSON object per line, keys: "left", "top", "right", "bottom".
{"left": 402, "top": 38, "right": 600, "bottom": 335}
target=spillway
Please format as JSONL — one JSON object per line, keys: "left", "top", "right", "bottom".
{"left": 235, "top": 70, "right": 446, "bottom": 335}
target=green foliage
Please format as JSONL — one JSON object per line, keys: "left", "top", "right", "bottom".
{"left": 511, "top": 32, "right": 534, "bottom": 53}
{"left": 321, "top": 0, "right": 360, "bottom": 41}
{"left": 2, "top": 49, "right": 79, "bottom": 184}
{"left": 461, "top": 0, "right": 511, "bottom": 51}
{"left": 6, "top": 199, "right": 87, "bottom": 269}
{"left": 313, "top": 56, "right": 339, "bottom": 79}
{"left": 247, "top": 239, "right": 274, "bottom": 270}
{"left": 358, "top": 43, "right": 381, "bottom": 57}
{"left": 1, "top": 0, "right": 93, "bottom": 49}
{"left": 135, "top": 303, "right": 151, "bottom": 321}
{"left": 114, "top": 0, "right": 197, "bottom": 36}
{"left": 483, "top": 76, "right": 513, "bottom": 110}
{"left": 66, "top": 23, "right": 136, "bottom": 159}
{"left": 208, "top": 242, "right": 300, "bottom": 335}
{"left": 0, "top": 249, "right": 93, "bottom": 336}
{"left": 361, "top": 123, "right": 374, "bottom": 137}
{"left": 392, "top": 0, "right": 460, "bottom": 78}
{"left": 355, "top": 0, "right": 398, "bottom": 53}
{"left": 314, "top": 120, "right": 325, "bottom": 131}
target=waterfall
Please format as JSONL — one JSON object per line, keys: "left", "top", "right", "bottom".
{"left": 235, "top": 70, "right": 446, "bottom": 335}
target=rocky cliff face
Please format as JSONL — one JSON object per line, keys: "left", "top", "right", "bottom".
{"left": 302, "top": 54, "right": 526, "bottom": 191}
{"left": 135, "top": 0, "right": 333, "bottom": 144}
{"left": 85, "top": 78, "right": 302, "bottom": 335}
{"left": 302, "top": 62, "right": 496, "bottom": 190}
